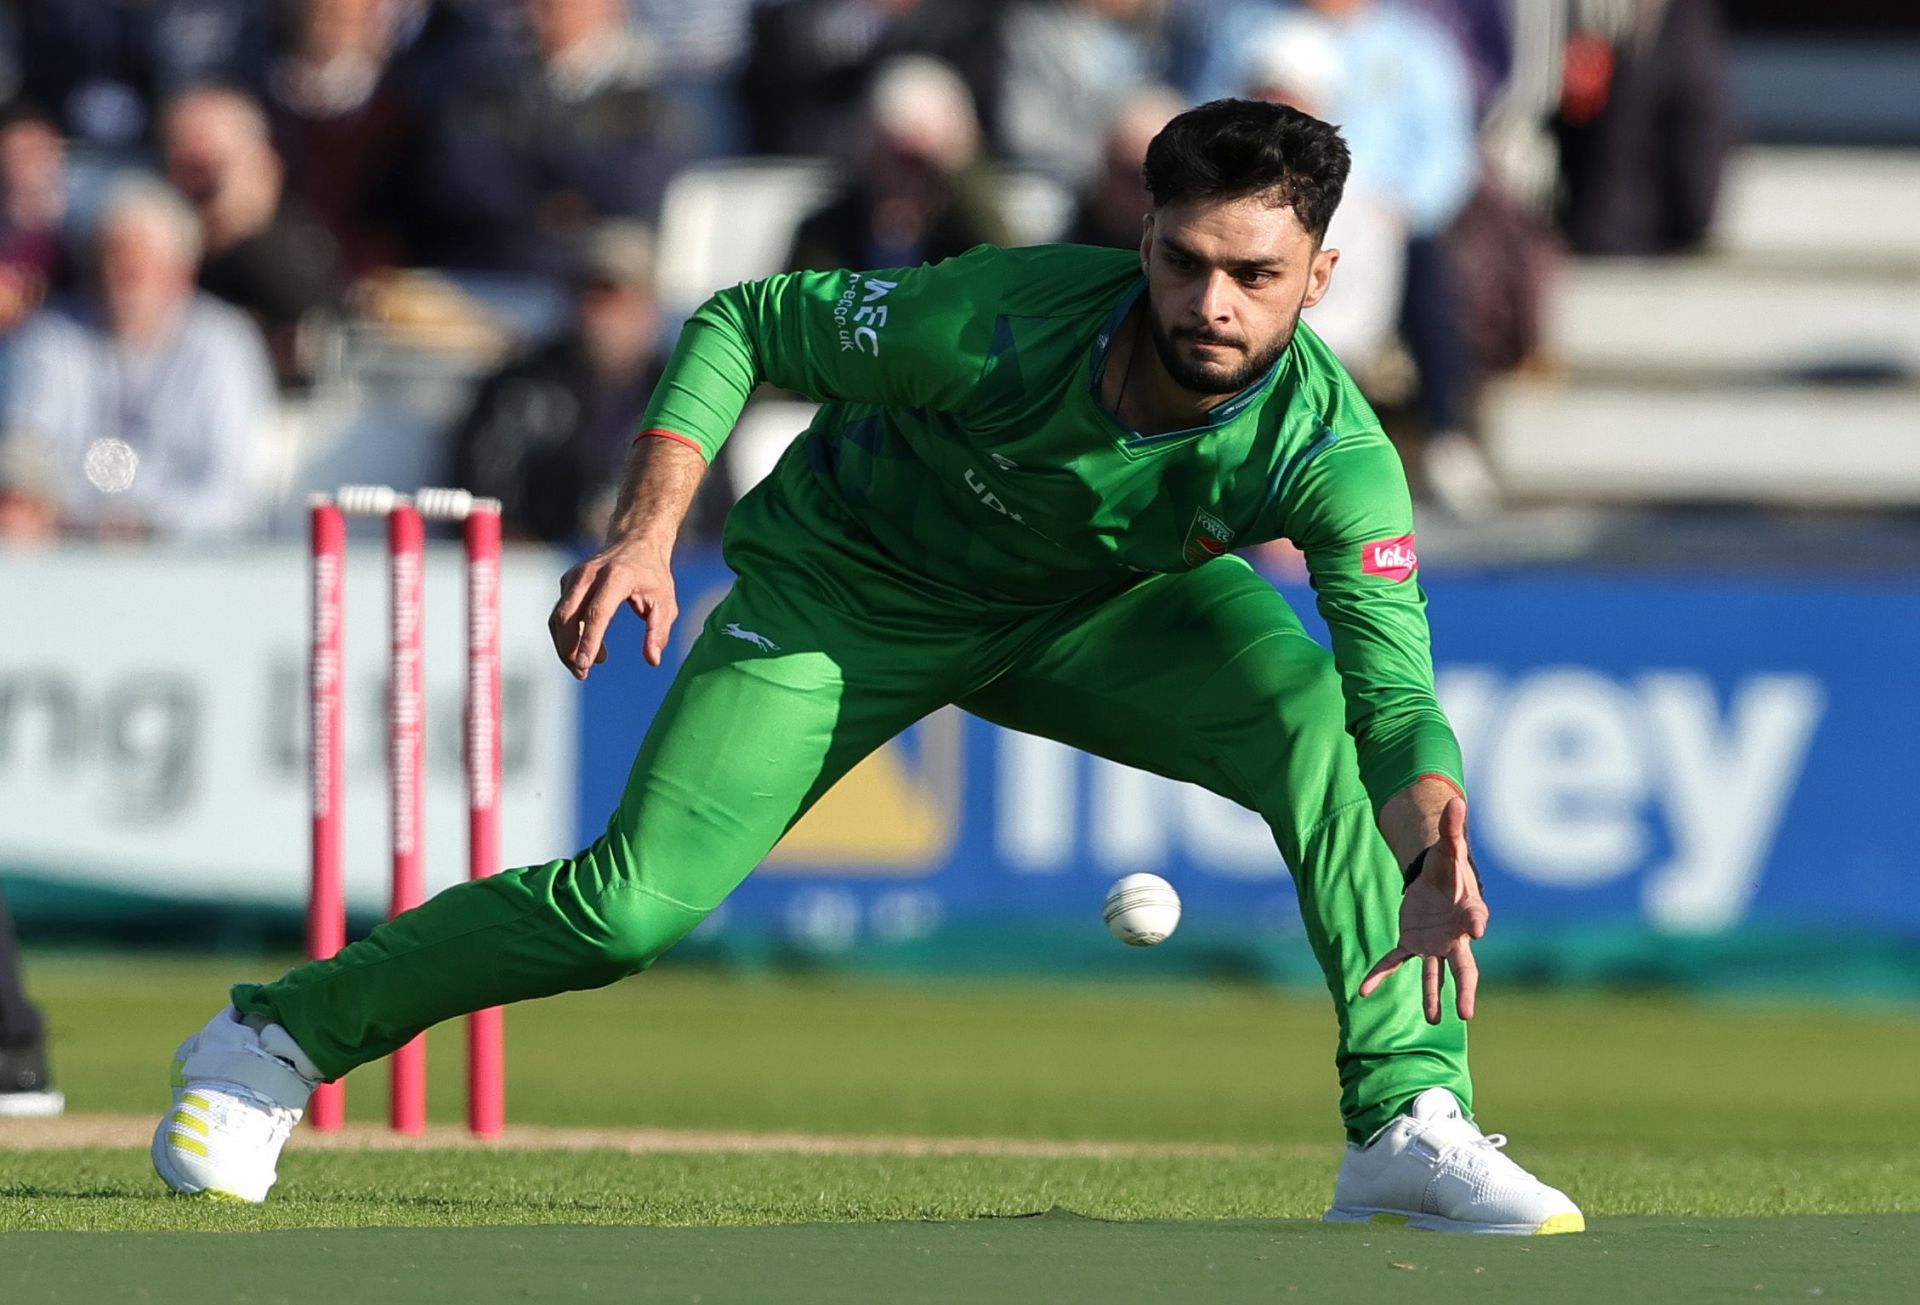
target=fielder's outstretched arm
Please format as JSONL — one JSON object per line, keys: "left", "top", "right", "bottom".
{"left": 1267, "top": 418, "right": 1484, "bottom": 1027}
{"left": 548, "top": 434, "right": 707, "bottom": 678}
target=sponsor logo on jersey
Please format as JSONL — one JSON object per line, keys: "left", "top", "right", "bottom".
{"left": 1361, "top": 533, "right": 1419, "bottom": 581}
{"left": 832, "top": 274, "right": 899, "bottom": 354}
{"left": 1181, "top": 507, "right": 1236, "bottom": 567}
{"left": 964, "top": 468, "right": 1025, "bottom": 522}
{"left": 722, "top": 622, "right": 780, "bottom": 652}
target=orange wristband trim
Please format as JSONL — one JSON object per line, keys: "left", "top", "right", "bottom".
{"left": 635, "top": 427, "right": 705, "bottom": 457}
{"left": 1415, "top": 772, "right": 1466, "bottom": 800}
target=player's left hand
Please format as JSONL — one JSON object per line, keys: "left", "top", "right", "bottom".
{"left": 1358, "top": 797, "right": 1489, "bottom": 1024}
{"left": 548, "top": 539, "right": 678, "bottom": 678}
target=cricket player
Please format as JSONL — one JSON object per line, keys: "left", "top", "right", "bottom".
{"left": 153, "top": 100, "right": 1582, "bottom": 1234}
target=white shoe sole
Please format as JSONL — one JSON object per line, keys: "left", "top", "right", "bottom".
{"left": 0, "top": 1090, "right": 64, "bottom": 1118}
{"left": 1325, "top": 1205, "right": 1585, "bottom": 1236}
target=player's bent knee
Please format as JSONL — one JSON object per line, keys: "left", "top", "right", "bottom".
{"left": 593, "top": 887, "right": 711, "bottom": 974}
{"left": 523, "top": 838, "right": 719, "bottom": 979}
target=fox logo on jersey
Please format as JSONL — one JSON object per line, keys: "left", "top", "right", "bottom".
{"left": 1182, "top": 508, "right": 1236, "bottom": 567}
{"left": 1361, "top": 534, "right": 1419, "bottom": 582}
{"left": 722, "top": 622, "right": 780, "bottom": 652}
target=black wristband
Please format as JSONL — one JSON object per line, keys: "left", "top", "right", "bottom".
{"left": 1403, "top": 844, "right": 1487, "bottom": 901}
{"left": 1402, "top": 845, "right": 1433, "bottom": 889}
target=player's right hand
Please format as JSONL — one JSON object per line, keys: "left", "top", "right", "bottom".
{"left": 548, "top": 542, "right": 677, "bottom": 679}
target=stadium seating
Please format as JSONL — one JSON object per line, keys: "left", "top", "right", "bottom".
{"left": 1483, "top": 148, "right": 1920, "bottom": 507}
{"left": 656, "top": 159, "right": 1071, "bottom": 318}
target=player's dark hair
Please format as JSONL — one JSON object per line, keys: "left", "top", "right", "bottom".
{"left": 1142, "top": 99, "right": 1350, "bottom": 241}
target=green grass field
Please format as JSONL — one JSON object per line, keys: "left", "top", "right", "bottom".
{"left": 4, "top": 953, "right": 1917, "bottom": 1302}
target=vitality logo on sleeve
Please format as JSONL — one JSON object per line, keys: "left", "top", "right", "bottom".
{"left": 1361, "top": 533, "right": 1419, "bottom": 581}
{"left": 1182, "top": 507, "right": 1236, "bottom": 567}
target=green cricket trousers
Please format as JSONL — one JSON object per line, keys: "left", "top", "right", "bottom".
{"left": 236, "top": 474, "right": 1470, "bottom": 1142}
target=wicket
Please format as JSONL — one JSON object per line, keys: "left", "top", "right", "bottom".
{"left": 308, "top": 485, "right": 506, "bottom": 1137}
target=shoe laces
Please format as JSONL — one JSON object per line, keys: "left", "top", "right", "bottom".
{"left": 263, "top": 1100, "right": 301, "bottom": 1146}
{"left": 1420, "top": 1111, "right": 1510, "bottom": 1165}
{"left": 1464, "top": 1132, "right": 1510, "bottom": 1161}
{"left": 240, "top": 1078, "right": 304, "bottom": 1145}
{"left": 207, "top": 1081, "right": 302, "bottom": 1148}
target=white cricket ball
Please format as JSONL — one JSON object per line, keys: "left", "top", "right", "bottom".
{"left": 1104, "top": 873, "right": 1181, "bottom": 947}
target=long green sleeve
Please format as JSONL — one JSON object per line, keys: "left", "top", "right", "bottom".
{"left": 1276, "top": 424, "right": 1464, "bottom": 811}
{"left": 636, "top": 248, "right": 1005, "bottom": 460}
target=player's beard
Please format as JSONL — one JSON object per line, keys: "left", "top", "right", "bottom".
{"left": 1144, "top": 295, "right": 1297, "bottom": 396}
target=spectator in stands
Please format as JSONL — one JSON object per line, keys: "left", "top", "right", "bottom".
{"left": 1063, "top": 86, "right": 1183, "bottom": 250}
{"left": 0, "top": 180, "right": 274, "bottom": 540}
{"left": 0, "top": 105, "right": 71, "bottom": 334}
{"left": 1174, "top": 0, "right": 1509, "bottom": 117}
{"left": 0, "top": 438, "right": 63, "bottom": 544}
{"left": 17, "top": 1, "right": 270, "bottom": 151}
{"left": 1285, "top": 0, "right": 1498, "bottom": 518}
{"left": 1243, "top": 15, "right": 1407, "bottom": 372}
{"left": 1554, "top": 0, "right": 1735, "bottom": 256}
{"left": 996, "top": 0, "right": 1160, "bottom": 188}
{"left": 1165, "top": 0, "right": 1291, "bottom": 105}
{"left": 787, "top": 57, "right": 1009, "bottom": 274}
{"left": 628, "top": 0, "right": 758, "bottom": 159}
{"left": 163, "top": 87, "right": 346, "bottom": 390}
{"left": 382, "top": 0, "right": 517, "bottom": 108}
{"left": 450, "top": 222, "right": 680, "bottom": 543}
{"left": 390, "top": 0, "right": 691, "bottom": 276}
{"left": 741, "top": 0, "right": 1003, "bottom": 160}
{"left": 264, "top": 0, "right": 418, "bottom": 274}
{"left": 1407, "top": 0, "right": 1513, "bottom": 118}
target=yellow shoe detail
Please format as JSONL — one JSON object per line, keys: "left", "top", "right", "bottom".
{"left": 180, "top": 1092, "right": 213, "bottom": 1112}
{"left": 1369, "top": 1213, "right": 1409, "bottom": 1226}
{"left": 167, "top": 1131, "right": 211, "bottom": 1157}
{"left": 170, "top": 1111, "right": 209, "bottom": 1136}
{"left": 1535, "top": 1213, "right": 1586, "bottom": 1235}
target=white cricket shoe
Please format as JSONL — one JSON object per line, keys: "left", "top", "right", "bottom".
{"left": 1324, "top": 1086, "right": 1584, "bottom": 1235}
{"left": 151, "top": 1006, "right": 321, "bottom": 1203}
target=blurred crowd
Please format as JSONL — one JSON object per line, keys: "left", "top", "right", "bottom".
{"left": 0, "top": 0, "right": 1736, "bottom": 547}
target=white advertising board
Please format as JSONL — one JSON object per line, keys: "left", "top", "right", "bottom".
{"left": 0, "top": 543, "right": 580, "bottom": 912}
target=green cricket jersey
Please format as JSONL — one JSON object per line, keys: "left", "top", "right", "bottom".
{"left": 638, "top": 243, "right": 1462, "bottom": 806}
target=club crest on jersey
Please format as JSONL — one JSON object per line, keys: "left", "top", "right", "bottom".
{"left": 1182, "top": 507, "right": 1236, "bottom": 567}
{"left": 1361, "top": 533, "right": 1419, "bottom": 582}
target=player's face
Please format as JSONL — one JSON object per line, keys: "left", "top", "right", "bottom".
{"left": 1140, "top": 196, "right": 1338, "bottom": 395}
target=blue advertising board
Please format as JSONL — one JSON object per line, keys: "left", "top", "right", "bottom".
{"left": 576, "top": 553, "right": 1915, "bottom": 986}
